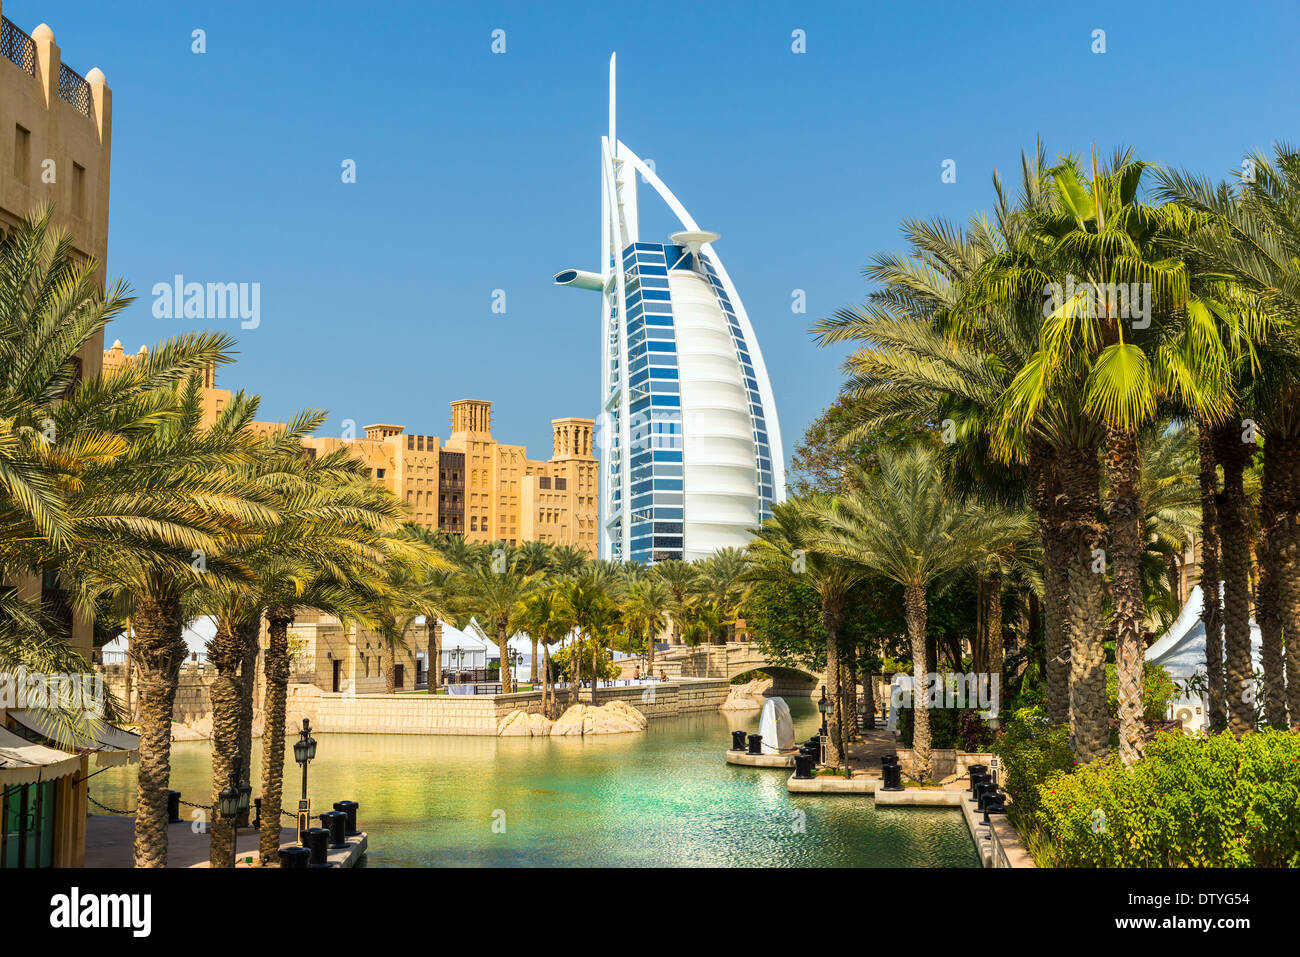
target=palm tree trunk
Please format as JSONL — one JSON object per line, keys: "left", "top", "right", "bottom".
{"left": 904, "top": 583, "right": 932, "bottom": 781}
{"left": 1197, "top": 420, "right": 1227, "bottom": 731}
{"left": 862, "top": 663, "right": 876, "bottom": 730}
{"left": 208, "top": 619, "right": 244, "bottom": 867}
{"left": 235, "top": 617, "right": 259, "bottom": 828}
{"left": 647, "top": 620, "right": 657, "bottom": 676}
{"left": 1257, "top": 429, "right": 1289, "bottom": 727}
{"left": 1032, "top": 449, "right": 1070, "bottom": 726}
{"left": 821, "top": 597, "right": 843, "bottom": 767}
{"left": 1214, "top": 425, "right": 1255, "bottom": 734}
{"left": 1060, "top": 445, "right": 1109, "bottom": 762}
{"left": 1264, "top": 415, "right": 1300, "bottom": 729}
{"left": 427, "top": 619, "right": 442, "bottom": 694}
{"left": 498, "top": 626, "right": 513, "bottom": 694}
{"left": 130, "top": 591, "right": 185, "bottom": 868}
{"left": 385, "top": 653, "right": 396, "bottom": 695}
{"left": 590, "top": 634, "right": 599, "bottom": 704}
{"left": 987, "top": 566, "right": 1004, "bottom": 705}
{"left": 258, "top": 611, "right": 293, "bottom": 865}
{"left": 839, "top": 642, "right": 856, "bottom": 744}
{"left": 529, "top": 636, "right": 539, "bottom": 685}
{"left": 568, "top": 636, "right": 580, "bottom": 706}
{"left": 1104, "top": 425, "right": 1147, "bottom": 765}
{"left": 973, "top": 573, "right": 986, "bottom": 675}
{"left": 1261, "top": 415, "right": 1300, "bottom": 727}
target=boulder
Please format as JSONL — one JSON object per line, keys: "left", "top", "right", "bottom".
{"left": 497, "top": 709, "right": 556, "bottom": 736}
{"left": 548, "top": 700, "right": 646, "bottom": 736}
{"left": 719, "top": 677, "right": 771, "bottom": 711}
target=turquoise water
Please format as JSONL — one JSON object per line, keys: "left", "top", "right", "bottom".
{"left": 93, "top": 698, "right": 978, "bottom": 867}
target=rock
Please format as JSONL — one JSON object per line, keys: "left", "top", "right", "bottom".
{"left": 719, "top": 677, "right": 771, "bottom": 711}
{"left": 497, "top": 709, "right": 532, "bottom": 736}
{"left": 527, "top": 712, "right": 554, "bottom": 736}
{"left": 547, "top": 701, "right": 646, "bottom": 736}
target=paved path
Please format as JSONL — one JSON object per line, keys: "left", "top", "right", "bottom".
{"left": 84, "top": 814, "right": 297, "bottom": 868}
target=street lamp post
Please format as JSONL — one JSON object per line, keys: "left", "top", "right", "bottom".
{"left": 218, "top": 755, "right": 252, "bottom": 868}
{"left": 292, "top": 718, "right": 317, "bottom": 845}
{"left": 818, "top": 686, "right": 831, "bottom": 737}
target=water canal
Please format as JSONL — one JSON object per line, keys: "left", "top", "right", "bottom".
{"left": 94, "top": 698, "right": 979, "bottom": 867}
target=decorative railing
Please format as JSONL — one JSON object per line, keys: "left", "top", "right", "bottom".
{"left": 0, "top": 17, "right": 35, "bottom": 75}
{"left": 58, "top": 61, "right": 91, "bottom": 115}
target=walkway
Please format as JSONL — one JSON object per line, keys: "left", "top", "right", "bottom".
{"left": 84, "top": 814, "right": 296, "bottom": 868}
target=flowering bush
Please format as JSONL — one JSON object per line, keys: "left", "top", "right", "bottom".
{"left": 1035, "top": 729, "right": 1300, "bottom": 867}
{"left": 990, "top": 707, "right": 1074, "bottom": 828}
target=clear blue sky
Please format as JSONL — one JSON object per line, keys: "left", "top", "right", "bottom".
{"left": 11, "top": 0, "right": 1299, "bottom": 467}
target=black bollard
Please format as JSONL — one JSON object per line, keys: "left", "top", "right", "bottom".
{"left": 967, "top": 764, "right": 988, "bottom": 791}
{"left": 881, "top": 762, "right": 904, "bottom": 791}
{"left": 976, "top": 781, "right": 999, "bottom": 809}
{"left": 731, "top": 729, "right": 748, "bottom": 751}
{"left": 166, "top": 790, "right": 181, "bottom": 824}
{"left": 747, "top": 733, "right": 762, "bottom": 755}
{"left": 278, "top": 845, "right": 311, "bottom": 869}
{"left": 333, "top": 800, "right": 359, "bottom": 836}
{"left": 970, "top": 772, "right": 991, "bottom": 798}
{"left": 304, "top": 827, "right": 331, "bottom": 867}
{"left": 982, "top": 795, "right": 1007, "bottom": 824}
{"left": 793, "top": 754, "right": 814, "bottom": 780}
{"left": 319, "top": 811, "right": 348, "bottom": 848}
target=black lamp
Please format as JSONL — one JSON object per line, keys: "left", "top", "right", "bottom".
{"left": 293, "top": 718, "right": 317, "bottom": 844}
{"left": 817, "top": 686, "right": 831, "bottom": 737}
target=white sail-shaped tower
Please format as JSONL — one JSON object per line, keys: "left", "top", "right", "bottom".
{"left": 555, "top": 54, "right": 785, "bottom": 563}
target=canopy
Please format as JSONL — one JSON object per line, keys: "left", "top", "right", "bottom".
{"left": 0, "top": 725, "right": 80, "bottom": 786}
{"left": 1146, "top": 585, "right": 1263, "bottom": 679}
{"left": 5, "top": 709, "right": 139, "bottom": 767}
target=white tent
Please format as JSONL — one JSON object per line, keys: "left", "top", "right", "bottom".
{"left": 1145, "top": 585, "right": 1263, "bottom": 732}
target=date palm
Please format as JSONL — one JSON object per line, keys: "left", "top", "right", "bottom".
{"left": 517, "top": 585, "right": 575, "bottom": 717}
{"left": 453, "top": 554, "right": 543, "bottom": 693}
{"left": 1157, "top": 148, "right": 1300, "bottom": 729}
{"left": 745, "top": 496, "right": 867, "bottom": 766}
{"left": 813, "top": 155, "right": 1104, "bottom": 739}
{"left": 813, "top": 446, "right": 1025, "bottom": 780}
{"left": 623, "top": 574, "right": 670, "bottom": 680}
{"left": 653, "top": 558, "right": 697, "bottom": 646}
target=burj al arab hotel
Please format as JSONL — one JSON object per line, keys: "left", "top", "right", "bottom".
{"left": 555, "top": 54, "right": 785, "bottom": 564}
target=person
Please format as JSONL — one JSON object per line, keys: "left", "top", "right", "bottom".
{"left": 632, "top": 666, "right": 641, "bottom": 682}
{"left": 659, "top": 668, "right": 667, "bottom": 682}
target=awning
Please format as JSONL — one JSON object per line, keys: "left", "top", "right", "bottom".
{"left": 5, "top": 709, "right": 140, "bottom": 767}
{"left": 0, "top": 725, "right": 81, "bottom": 786}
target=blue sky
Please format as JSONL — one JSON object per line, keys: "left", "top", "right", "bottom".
{"left": 10, "top": 0, "right": 1300, "bottom": 468}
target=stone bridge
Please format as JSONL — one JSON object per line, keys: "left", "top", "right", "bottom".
{"left": 652, "top": 643, "right": 823, "bottom": 696}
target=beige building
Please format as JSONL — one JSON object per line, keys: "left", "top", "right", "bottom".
{"left": 102, "top": 348, "right": 601, "bottom": 555}
{"left": 0, "top": 8, "right": 112, "bottom": 869}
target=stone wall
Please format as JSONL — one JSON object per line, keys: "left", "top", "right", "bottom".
{"left": 281, "top": 678, "right": 732, "bottom": 736}
{"left": 101, "top": 664, "right": 216, "bottom": 723}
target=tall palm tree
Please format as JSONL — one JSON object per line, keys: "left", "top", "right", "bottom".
{"left": 814, "top": 446, "right": 1028, "bottom": 780}
{"left": 1158, "top": 148, "right": 1300, "bottom": 729}
{"left": 623, "top": 574, "right": 670, "bottom": 678}
{"left": 745, "top": 496, "right": 868, "bottom": 766}
{"left": 517, "top": 585, "right": 574, "bottom": 717}
{"left": 994, "top": 148, "right": 1238, "bottom": 762}
{"left": 653, "top": 559, "right": 697, "bottom": 646}
{"left": 561, "top": 571, "right": 621, "bottom": 703}
{"left": 68, "top": 380, "right": 281, "bottom": 868}
{"left": 453, "top": 555, "right": 543, "bottom": 693}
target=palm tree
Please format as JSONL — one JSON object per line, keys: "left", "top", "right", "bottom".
{"left": 814, "top": 446, "right": 1027, "bottom": 780}
{"left": 517, "top": 585, "right": 574, "bottom": 717}
{"left": 623, "top": 574, "right": 670, "bottom": 678}
{"left": 68, "top": 380, "right": 283, "bottom": 868}
{"left": 745, "top": 496, "right": 868, "bottom": 766}
{"left": 561, "top": 571, "right": 621, "bottom": 703}
{"left": 654, "top": 558, "right": 697, "bottom": 646}
{"left": 1158, "top": 149, "right": 1300, "bottom": 729}
{"left": 453, "top": 555, "right": 543, "bottom": 693}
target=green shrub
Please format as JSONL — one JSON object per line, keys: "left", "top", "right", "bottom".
{"left": 990, "top": 707, "right": 1074, "bottom": 829}
{"left": 897, "top": 707, "right": 995, "bottom": 751}
{"left": 1035, "top": 729, "right": 1300, "bottom": 867}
